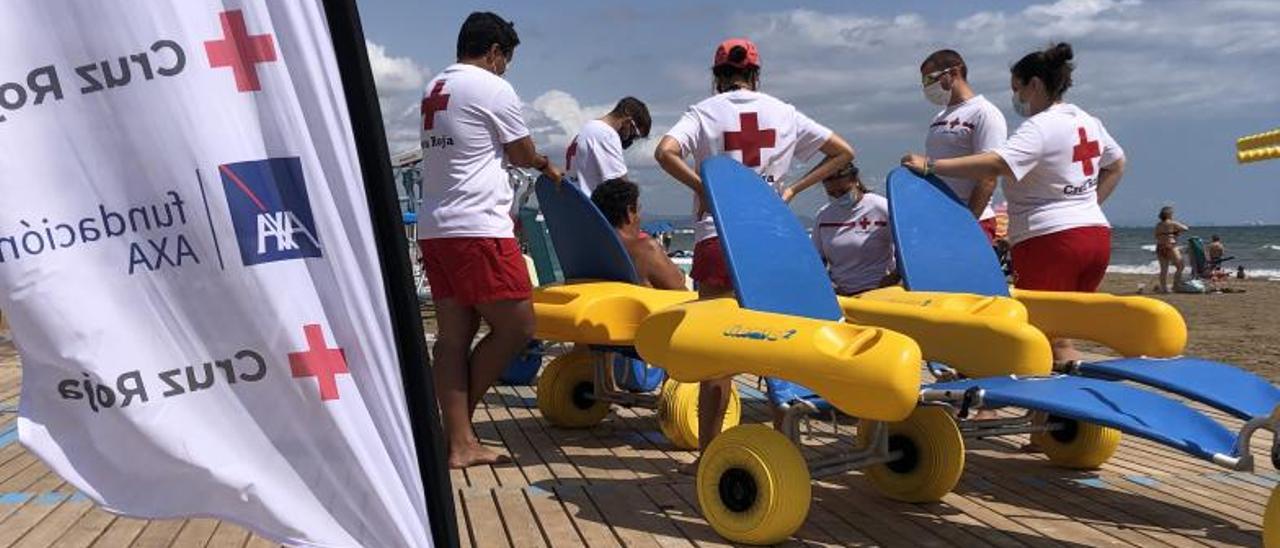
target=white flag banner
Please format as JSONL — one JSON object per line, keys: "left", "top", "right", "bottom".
{"left": 0, "top": 1, "right": 439, "bottom": 546}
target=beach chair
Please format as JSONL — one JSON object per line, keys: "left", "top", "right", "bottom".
{"left": 649, "top": 158, "right": 1280, "bottom": 545}
{"left": 880, "top": 167, "right": 1280, "bottom": 541}
{"left": 637, "top": 157, "right": 986, "bottom": 543}
{"left": 529, "top": 179, "right": 742, "bottom": 449}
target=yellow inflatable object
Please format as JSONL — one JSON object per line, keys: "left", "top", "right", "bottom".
{"left": 635, "top": 298, "right": 921, "bottom": 423}
{"left": 1030, "top": 414, "right": 1121, "bottom": 470}
{"left": 657, "top": 380, "right": 742, "bottom": 450}
{"left": 698, "top": 424, "right": 810, "bottom": 545}
{"left": 1238, "top": 129, "right": 1280, "bottom": 164}
{"left": 533, "top": 282, "right": 696, "bottom": 345}
{"left": 859, "top": 286, "right": 1027, "bottom": 321}
{"left": 536, "top": 348, "right": 611, "bottom": 428}
{"left": 1011, "top": 289, "right": 1187, "bottom": 357}
{"left": 860, "top": 406, "right": 965, "bottom": 502}
{"left": 843, "top": 289, "right": 1052, "bottom": 377}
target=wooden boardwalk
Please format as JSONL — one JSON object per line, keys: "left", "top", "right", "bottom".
{"left": 0, "top": 335, "right": 1272, "bottom": 546}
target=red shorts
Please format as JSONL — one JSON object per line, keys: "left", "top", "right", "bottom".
{"left": 978, "top": 218, "right": 999, "bottom": 244}
{"left": 1011, "top": 226, "right": 1111, "bottom": 292}
{"left": 691, "top": 237, "right": 733, "bottom": 292}
{"left": 419, "top": 237, "right": 532, "bottom": 306}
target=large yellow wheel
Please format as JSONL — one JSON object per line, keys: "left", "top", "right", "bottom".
{"left": 1265, "top": 486, "right": 1280, "bottom": 547}
{"left": 697, "top": 424, "right": 810, "bottom": 545}
{"left": 1030, "top": 414, "right": 1120, "bottom": 469}
{"left": 536, "top": 348, "right": 610, "bottom": 428}
{"left": 862, "top": 406, "right": 964, "bottom": 502}
{"left": 657, "top": 379, "right": 741, "bottom": 450}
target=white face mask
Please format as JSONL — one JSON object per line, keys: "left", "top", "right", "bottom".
{"left": 1011, "top": 91, "right": 1033, "bottom": 117}
{"left": 829, "top": 191, "right": 856, "bottom": 209}
{"left": 923, "top": 81, "right": 951, "bottom": 106}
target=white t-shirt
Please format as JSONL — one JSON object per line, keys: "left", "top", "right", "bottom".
{"left": 925, "top": 95, "right": 1008, "bottom": 220}
{"left": 665, "top": 89, "right": 832, "bottom": 242}
{"left": 811, "top": 193, "right": 895, "bottom": 295}
{"left": 566, "top": 119, "right": 627, "bottom": 196}
{"left": 993, "top": 103, "right": 1124, "bottom": 245}
{"left": 417, "top": 63, "right": 529, "bottom": 239}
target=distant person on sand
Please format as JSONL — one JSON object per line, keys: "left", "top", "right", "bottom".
{"left": 591, "top": 178, "right": 687, "bottom": 290}
{"left": 655, "top": 37, "right": 855, "bottom": 462}
{"left": 810, "top": 163, "right": 898, "bottom": 295}
{"left": 419, "top": 12, "right": 564, "bottom": 469}
{"left": 902, "top": 42, "right": 1126, "bottom": 362}
{"left": 1155, "top": 206, "right": 1189, "bottom": 293}
{"left": 919, "top": 49, "right": 1008, "bottom": 243}
{"left": 565, "top": 97, "right": 652, "bottom": 195}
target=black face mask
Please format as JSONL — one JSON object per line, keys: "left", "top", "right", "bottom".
{"left": 621, "top": 136, "right": 635, "bottom": 150}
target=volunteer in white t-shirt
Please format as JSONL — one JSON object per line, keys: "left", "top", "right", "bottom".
{"left": 566, "top": 97, "right": 651, "bottom": 195}
{"left": 902, "top": 42, "right": 1126, "bottom": 360}
{"left": 919, "top": 49, "right": 1008, "bottom": 242}
{"left": 654, "top": 37, "right": 854, "bottom": 455}
{"left": 811, "top": 163, "right": 897, "bottom": 295}
{"left": 419, "top": 12, "right": 563, "bottom": 469}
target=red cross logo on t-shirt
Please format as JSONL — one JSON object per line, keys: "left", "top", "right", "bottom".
{"left": 565, "top": 137, "right": 578, "bottom": 170}
{"left": 421, "top": 80, "right": 451, "bottom": 131}
{"left": 204, "top": 10, "right": 277, "bottom": 92}
{"left": 723, "top": 112, "right": 776, "bottom": 167}
{"left": 1072, "top": 127, "right": 1101, "bottom": 177}
{"left": 857, "top": 217, "right": 872, "bottom": 229}
{"left": 289, "top": 324, "right": 349, "bottom": 401}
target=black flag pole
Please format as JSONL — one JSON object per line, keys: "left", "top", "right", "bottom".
{"left": 320, "top": 1, "right": 459, "bottom": 546}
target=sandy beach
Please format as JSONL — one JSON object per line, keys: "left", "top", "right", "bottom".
{"left": 1097, "top": 273, "right": 1280, "bottom": 379}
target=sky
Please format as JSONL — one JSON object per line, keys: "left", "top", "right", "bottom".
{"left": 355, "top": 0, "right": 1280, "bottom": 227}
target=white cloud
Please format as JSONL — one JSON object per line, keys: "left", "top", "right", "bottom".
{"left": 523, "top": 90, "right": 663, "bottom": 167}
{"left": 365, "top": 41, "right": 430, "bottom": 155}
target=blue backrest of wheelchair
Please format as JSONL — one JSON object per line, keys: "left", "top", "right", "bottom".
{"left": 700, "top": 155, "right": 842, "bottom": 321}
{"left": 886, "top": 167, "right": 1010, "bottom": 296}
{"left": 535, "top": 176, "right": 640, "bottom": 284}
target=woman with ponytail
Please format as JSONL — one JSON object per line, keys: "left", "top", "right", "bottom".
{"left": 902, "top": 42, "right": 1127, "bottom": 361}
{"left": 654, "top": 38, "right": 854, "bottom": 460}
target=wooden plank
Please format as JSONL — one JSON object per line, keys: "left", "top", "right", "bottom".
{"left": 458, "top": 486, "right": 510, "bottom": 548}
{"left": 126, "top": 520, "right": 185, "bottom": 548}
{"left": 50, "top": 507, "right": 116, "bottom": 548}
{"left": 243, "top": 534, "right": 280, "bottom": 548}
{"left": 169, "top": 518, "right": 220, "bottom": 546}
{"left": 86, "top": 517, "right": 147, "bottom": 547}
{"left": 553, "top": 485, "right": 622, "bottom": 548}
{"left": 204, "top": 521, "right": 251, "bottom": 548}
{"left": 492, "top": 486, "right": 547, "bottom": 548}
{"left": 523, "top": 486, "right": 584, "bottom": 548}
{"left": 7, "top": 500, "right": 93, "bottom": 548}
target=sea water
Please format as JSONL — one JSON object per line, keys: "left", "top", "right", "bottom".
{"left": 1109, "top": 225, "right": 1280, "bottom": 279}
{"left": 656, "top": 222, "right": 1280, "bottom": 280}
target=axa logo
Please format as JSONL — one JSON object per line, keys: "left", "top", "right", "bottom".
{"left": 219, "top": 157, "right": 322, "bottom": 266}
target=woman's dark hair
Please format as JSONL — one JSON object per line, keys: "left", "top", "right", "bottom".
{"left": 713, "top": 46, "right": 760, "bottom": 93}
{"left": 1010, "top": 42, "right": 1074, "bottom": 99}
{"left": 826, "top": 163, "right": 870, "bottom": 193}
{"left": 1159, "top": 206, "right": 1174, "bottom": 221}
{"left": 591, "top": 178, "right": 640, "bottom": 228}
{"left": 456, "top": 12, "right": 520, "bottom": 59}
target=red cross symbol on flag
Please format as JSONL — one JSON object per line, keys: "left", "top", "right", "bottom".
{"left": 289, "top": 324, "right": 349, "bottom": 402}
{"left": 421, "top": 81, "right": 450, "bottom": 131}
{"left": 723, "top": 112, "right": 776, "bottom": 167}
{"left": 1072, "top": 127, "right": 1101, "bottom": 177}
{"left": 204, "top": 10, "right": 277, "bottom": 93}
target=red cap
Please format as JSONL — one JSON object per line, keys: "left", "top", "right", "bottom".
{"left": 713, "top": 38, "right": 760, "bottom": 69}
